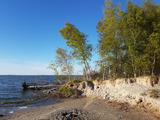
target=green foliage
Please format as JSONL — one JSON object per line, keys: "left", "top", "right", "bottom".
{"left": 48, "top": 63, "right": 62, "bottom": 83}
{"left": 96, "top": 58, "right": 110, "bottom": 80}
{"left": 97, "top": 0, "right": 160, "bottom": 78}
{"left": 50, "top": 0, "right": 160, "bottom": 80}
{"left": 59, "top": 85, "right": 76, "bottom": 97}
{"left": 97, "top": 0, "right": 125, "bottom": 78}
{"left": 122, "top": 0, "right": 160, "bottom": 77}
{"left": 59, "top": 22, "right": 92, "bottom": 80}
{"left": 49, "top": 48, "right": 73, "bottom": 82}
{"left": 71, "top": 80, "right": 82, "bottom": 84}
{"left": 55, "top": 48, "right": 73, "bottom": 79}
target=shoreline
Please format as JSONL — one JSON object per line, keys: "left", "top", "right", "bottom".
{"left": 0, "top": 93, "right": 57, "bottom": 117}
{"left": 1, "top": 97, "right": 159, "bottom": 120}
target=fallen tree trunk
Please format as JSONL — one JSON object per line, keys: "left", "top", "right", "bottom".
{"left": 22, "top": 82, "right": 61, "bottom": 91}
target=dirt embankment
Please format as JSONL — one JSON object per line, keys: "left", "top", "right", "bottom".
{"left": 77, "top": 76, "right": 160, "bottom": 118}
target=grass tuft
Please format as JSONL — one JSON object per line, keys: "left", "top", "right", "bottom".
{"left": 148, "top": 89, "right": 159, "bottom": 98}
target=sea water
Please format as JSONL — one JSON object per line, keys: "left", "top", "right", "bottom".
{"left": 0, "top": 75, "right": 56, "bottom": 115}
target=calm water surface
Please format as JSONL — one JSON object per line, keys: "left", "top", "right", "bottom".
{"left": 0, "top": 75, "right": 56, "bottom": 115}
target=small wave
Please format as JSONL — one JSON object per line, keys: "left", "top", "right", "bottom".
{"left": 9, "top": 111, "right": 13, "bottom": 114}
{"left": 18, "top": 106, "right": 28, "bottom": 109}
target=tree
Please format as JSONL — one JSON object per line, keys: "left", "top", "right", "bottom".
{"left": 97, "top": 0, "right": 124, "bottom": 78}
{"left": 97, "top": 0, "right": 160, "bottom": 78}
{"left": 49, "top": 48, "right": 73, "bottom": 82}
{"left": 143, "top": 0, "right": 160, "bottom": 76}
{"left": 59, "top": 22, "right": 92, "bottom": 80}
{"left": 48, "top": 63, "right": 62, "bottom": 84}
{"left": 96, "top": 58, "right": 110, "bottom": 80}
{"left": 121, "top": 1, "right": 147, "bottom": 77}
{"left": 121, "top": 0, "right": 160, "bottom": 77}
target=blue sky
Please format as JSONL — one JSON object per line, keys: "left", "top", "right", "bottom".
{"left": 0, "top": 0, "right": 159, "bottom": 75}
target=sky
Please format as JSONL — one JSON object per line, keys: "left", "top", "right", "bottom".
{"left": 0, "top": 0, "right": 159, "bottom": 75}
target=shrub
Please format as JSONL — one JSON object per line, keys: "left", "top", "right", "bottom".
{"left": 148, "top": 89, "right": 159, "bottom": 98}
{"left": 72, "top": 80, "right": 82, "bottom": 84}
{"left": 59, "top": 85, "right": 76, "bottom": 97}
{"left": 66, "top": 80, "right": 82, "bottom": 85}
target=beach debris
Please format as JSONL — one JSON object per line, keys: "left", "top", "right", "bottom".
{"left": 22, "top": 82, "right": 60, "bottom": 91}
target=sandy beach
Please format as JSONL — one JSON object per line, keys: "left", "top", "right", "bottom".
{"left": 1, "top": 97, "right": 159, "bottom": 120}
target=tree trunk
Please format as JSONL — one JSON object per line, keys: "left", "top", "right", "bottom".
{"left": 131, "top": 54, "right": 136, "bottom": 78}
{"left": 103, "top": 68, "right": 105, "bottom": 80}
{"left": 151, "top": 52, "right": 156, "bottom": 76}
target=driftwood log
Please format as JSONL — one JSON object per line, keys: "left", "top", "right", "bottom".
{"left": 22, "top": 82, "right": 61, "bottom": 91}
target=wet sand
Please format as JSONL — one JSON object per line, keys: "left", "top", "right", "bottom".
{"left": 1, "top": 97, "right": 159, "bottom": 120}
